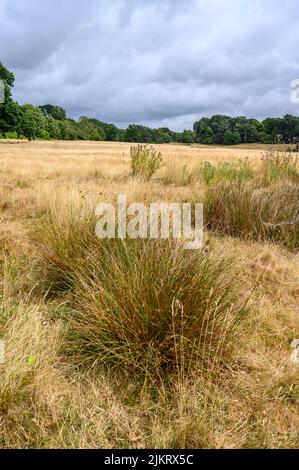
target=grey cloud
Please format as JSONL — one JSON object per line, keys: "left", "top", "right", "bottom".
{"left": 0, "top": 0, "right": 299, "bottom": 130}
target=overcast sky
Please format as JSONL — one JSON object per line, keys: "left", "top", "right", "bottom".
{"left": 0, "top": 0, "right": 299, "bottom": 130}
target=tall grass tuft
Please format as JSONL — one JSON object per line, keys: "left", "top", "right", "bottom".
{"left": 200, "top": 159, "right": 252, "bottom": 185}
{"left": 260, "top": 148, "right": 298, "bottom": 185}
{"left": 33, "top": 207, "right": 244, "bottom": 380}
{"left": 32, "top": 204, "right": 97, "bottom": 294}
{"left": 205, "top": 181, "right": 299, "bottom": 250}
{"left": 130, "top": 144, "right": 162, "bottom": 181}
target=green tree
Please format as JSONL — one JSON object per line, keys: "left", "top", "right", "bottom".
{"left": 39, "top": 104, "right": 66, "bottom": 121}
{"left": 182, "top": 130, "right": 196, "bottom": 144}
{"left": 59, "top": 119, "right": 78, "bottom": 140}
{"left": 0, "top": 62, "right": 17, "bottom": 133}
{"left": 19, "top": 104, "right": 48, "bottom": 140}
{"left": 47, "top": 116, "right": 62, "bottom": 139}
{"left": 223, "top": 130, "right": 241, "bottom": 145}
{"left": 232, "top": 131, "right": 241, "bottom": 144}
{"left": 125, "top": 124, "right": 144, "bottom": 142}
{"left": 154, "top": 129, "right": 171, "bottom": 144}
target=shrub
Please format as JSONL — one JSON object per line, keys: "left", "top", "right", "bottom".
{"left": 33, "top": 207, "right": 244, "bottom": 380}
{"left": 4, "top": 131, "right": 18, "bottom": 139}
{"left": 130, "top": 144, "right": 162, "bottom": 181}
{"left": 38, "top": 129, "right": 50, "bottom": 140}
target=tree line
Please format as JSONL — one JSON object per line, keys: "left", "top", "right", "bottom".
{"left": 1, "top": 62, "right": 299, "bottom": 145}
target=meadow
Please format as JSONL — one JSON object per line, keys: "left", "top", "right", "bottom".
{"left": 0, "top": 140, "right": 298, "bottom": 449}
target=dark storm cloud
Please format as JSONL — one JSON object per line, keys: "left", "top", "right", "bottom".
{"left": 0, "top": 0, "right": 299, "bottom": 130}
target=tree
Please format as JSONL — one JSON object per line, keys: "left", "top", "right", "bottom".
{"left": 0, "top": 100, "right": 22, "bottom": 135}
{"left": 115, "top": 128, "right": 126, "bottom": 142}
{"left": 232, "top": 131, "right": 241, "bottom": 144}
{"left": 0, "top": 62, "right": 17, "bottom": 133}
{"left": 77, "top": 116, "right": 106, "bottom": 141}
{"left": 19, "top": 104, "right": 48, "bottom": 140}
{"left": 0, "top": 63, "right": 14, "bottom": 84}
{"left": 99, "top": 122, "right": 118, "bottom": 141}
{"left": 47, "top": 116, "right": 62, "bottom": 139}
{"left": 39, "top": 129, "right": 50, "bottom": 140}
{"left": 154, "top": 129, "right": 171, "bottom": 144}
{"left": 200, "top": 126, "right": 215, "bottom": 144}
{"left": 40, "top": 104, "right": 66, "bottom": 121}
{"left": 182, "top": 130, "right": 196, "bottom": 144}
{"left": 258, "top": 132, "right": 273, "bottom": 144}
{"left": 223, "top": 130, "right": 241, "bottom": 145}
{"left": 77, "top": 116, "right": 94, "bottom": 140}
{"left": 59, "top": 119, "right": 78, "bottom": 140}
{"left": 125, "top": 124, "right": 144, "bottom": 143}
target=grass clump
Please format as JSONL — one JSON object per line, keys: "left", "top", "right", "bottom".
{"left": 131, "top": 144, "right": 162, "bottom": 181}
{"left": 33, "top": 207, "right": 244, "bottom": 380}
{"left": 67, "top": 240, "right": 243, "bottom": 378}
{"left": 32, "top": 204, "right": 97, "bottom": 295}
{"left": 200, "top": 159, "right": 252, "bottom": 185}
{"left": 260, "top": 148, "right": 298, "bottom": 185}
{"left": 163, "top": 165, "right": 198, "bottom": 186}
{"left": 205, "top": 181, "right": 299, "bottom": 250}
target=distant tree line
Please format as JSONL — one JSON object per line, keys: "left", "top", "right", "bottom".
{"left": 193, "top": 115, "right": 299, "bottom": 145}
{"left": 1, "top": 62, "right": 299, "bottom": 145}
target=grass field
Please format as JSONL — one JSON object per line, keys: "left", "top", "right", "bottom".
{"left": 0, "top": 140, "right": 298, "bottom": 448}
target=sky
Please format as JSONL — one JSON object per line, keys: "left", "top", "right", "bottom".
{"left": 0, "top": 0, "right": 299, "bottom": 130}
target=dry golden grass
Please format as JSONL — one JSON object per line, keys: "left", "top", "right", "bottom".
{"left": 0, "top": 140, "right": 298, "bottom": 449}
{"left": 0, "top": 140, "right": 265, "bottom": 179}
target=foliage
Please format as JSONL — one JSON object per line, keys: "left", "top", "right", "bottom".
{"left": 47, "top": 116, "right": 62, "bottom": 139}
{"left": 130, "top": 144, "right": 162, "bottom": 180}
{"left": 39, "top": 104, "right": 66, "bottom": 121}
{"left": 223, "top": 130, "right": 241, "bottom": 145}
{"left": 3, "top": 131, "right": 18, "bottom": 139}
{"left": 200, "top": 160, "right": 252, "bottom": 184}
{"left": 18, "top": 104, "right": 48, "bottom": 140}
{"left": 194, "top": 115, "right": 272, "bottom": 146}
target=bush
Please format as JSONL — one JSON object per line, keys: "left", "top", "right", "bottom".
{"left": 130, "top": 144, "right": 162, "bottom": 181}
{"left": 33, "top": 207, "right": 244, "bottom": 379}
{"left": 38, "top": 129, "right": 50, "bottom": 140}
{"left": 4, "top": 131, "right": 18, "bottom": 139}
